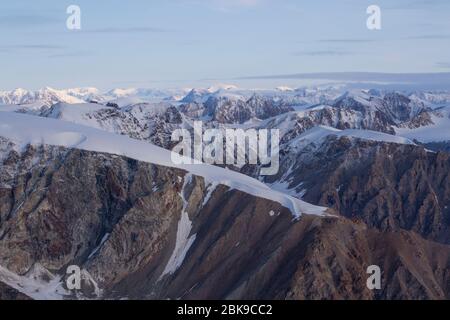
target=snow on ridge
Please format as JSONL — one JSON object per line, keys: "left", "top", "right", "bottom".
{"left": 40, "top": 101, "right": 175, "bottom": 135}
{"left": 0, "top": 87, "right": 86, "bottom": 106}
{"left": 396, "top": 112, "right": 450, "bottom": 143}
{"left": 207, "top": 83, "right": 239, "bottom": 92}
{"left": 276, "top": 86, "right": 294, "bottom": 92}
{"left": 292, "top": 125, "right": 415, "bottom": 149}
{"left": 0, "top": 87, "right": 187, "bottom": 107}
{"left": 160, "top": 174, "right": 197, "bottom": 278}
{"left": 202, "top": 182, "right": 219, "bottom": 207}
{"left": 340, "top": 128, "right": 415, "bottom": 145}
{"left": 0, "top": 112, "right": 327, "bottom": 217}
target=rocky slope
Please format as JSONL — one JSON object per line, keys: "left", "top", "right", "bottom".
{"left": 180, "top": 93, "right": 295, "bottom": 124}
{"left": 0, "top": 282, "right": 31, "bottom": 300}
{"left": 263, "top": 134, "right": 450, "bottom": 245}
{"left": 0, "top": 139, "right": 449, "bottom": 299}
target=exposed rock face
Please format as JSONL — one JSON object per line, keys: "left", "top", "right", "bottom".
{"left": 281, "top": 217, "right": 450, "bottom": 300}
{"left": 0, "top": 140, "right": 449, "bottom": 300}
{"left": 0, "top": 282, "right": 31, "bottom": 300}
{"left": 180, "top": 95, "right": 294, "bottom": 124}
{"left": 42, "top": 102, "right": 183, "bottom": 149}
{"left": 399, "top": 111, "right": 434, "bottom": 129}
{"left": 332, "top": 96, "right": 396, "bottom": 134}
{"left": 424, "top": 141, "right": 450, "bottom": 153}
{"left": 379, "top": 92, "right": 418, "bottom": 122}
{"left": 267, "top": 136, "right": 450, "bottom": 245}
{"left": 0, "top": 143, "right": 194, "bottom": 275}
{"left": 262, "top": 104, "right": 401, "bottom": 146}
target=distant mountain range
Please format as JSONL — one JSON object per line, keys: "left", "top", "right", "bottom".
{"left": 2, "top": 84, "right": 450, "bottom": 108}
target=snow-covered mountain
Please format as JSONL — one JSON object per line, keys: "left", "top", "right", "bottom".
{"left": 105, "top": 88, "right": 189, "bottom": 103}
{"left": 0, "top": 87, "right": 187, "bottom": 108}
{"left": 2, "top": 86, "right": 450, "bottom": 146}
{"left": 0, "top": 87, "right": 85, "bottom": 106}
{"left": 0, "top": 111, "right": 326, "bottom": 217}
{"left": 2, "top": 85, "right": 447, "bottom": 113}
{"left": 2, "top": 86, "right": 450, "bottom": 150}
{"left": 2, "top": 86, "right": 450, "bottom": 300}
{"left": 42, "top": 102, "right": 184, "bottom": 148}
{"left": 396, "top": 105, "right": 450, "bottom": 143}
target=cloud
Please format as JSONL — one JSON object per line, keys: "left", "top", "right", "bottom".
{"left": 192, "top": 0, "right": 262, "bottom": 11}
{"left": 237, "top": 72, "right": 450, "bottom": 82}
{"left": 209, "top": 0, "right": 260, "bottom": 7}
{"left": 236, "top": 72, "right": 450, "bottom": 90}
{"left": 226, "top": 0, "right": 260, "bottom": 6}
{"left": 317, "top": 39, "right": 374, "bottom": 43}
{"left": 296, "top": 39, "right": 375, "bottom": 44}
{"left": 407, "top": 34, "right": 450, "bottom": 40}
{"left": 385, "top": 0, "right": 450, "bottom": 10}
{"left": 84, "top": 26, "right": 172, "bottom": 34}
{"left": 0, "top": 44, "right": 66, "bottom": 54}
{"left": 0, "top": 14, "right": 60, "bottom": 27}
{"left": 5, "top": 45, "right": 65, "bottom": 49}
{"left": 293, "top": 50, "right": 354, "bottom": 56}
{"left": 47, "top": 51, "right": 92, "bottom": 59}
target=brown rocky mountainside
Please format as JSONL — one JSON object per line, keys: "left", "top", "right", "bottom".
{"left": 272, "top": 137, "right": 450, "bottom": 245}
{"left": 0, "top": 142, "right": 449, "bottom": 299}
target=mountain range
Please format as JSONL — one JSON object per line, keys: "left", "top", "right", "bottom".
{"left": 1, "top": 85, "right": 450, "bottom": 299}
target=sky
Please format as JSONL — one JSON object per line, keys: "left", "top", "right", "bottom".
{"left": 0, "top": 0, "right": 449, "bottom": 90}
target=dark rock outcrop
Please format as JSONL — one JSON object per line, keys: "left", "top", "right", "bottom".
{"left": 1, "top": 141, "right": 449, "bottom": 300}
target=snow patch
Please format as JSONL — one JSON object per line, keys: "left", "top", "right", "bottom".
{"left": 88, "top": 233, "right": 110, "bottom": 260}
{"left": 291, "top": 125, "right": 415, "bottom": 149}
{"left": 44, "top": 132, "right": 87, "bottom": 148}
{"left": 0, "top": 264, "right": 68, "bottom": 300}
{"left": 202, "top": 182, "right": 219, "bottom": 207}
{"left": 160, "top": 174, "right": 197, "bottom": 278}
{"left": 395, "top": 109, "right": 450, "bottom": 143}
